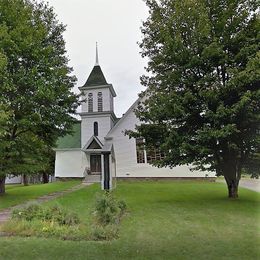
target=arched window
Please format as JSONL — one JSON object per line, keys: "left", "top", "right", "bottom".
{"left": 94, "top": 122, "right": 98, "bottom": 136}
{"left": 88, "top": 93, "right": 93, "bottom": 112}
{"left": 97, "top": 92, "right": 103, "bottom": 112}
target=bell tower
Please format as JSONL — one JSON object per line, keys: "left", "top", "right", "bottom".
{"left": 79, "top": 44, "right": 117, "bottom": 148}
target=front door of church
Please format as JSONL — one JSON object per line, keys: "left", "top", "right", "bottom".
{"left": 90, "top": 154, "right": 101, "bottom": 174}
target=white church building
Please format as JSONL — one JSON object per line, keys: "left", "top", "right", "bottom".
{"left": 54, "top": 51, "right": 215, "bottom": 189}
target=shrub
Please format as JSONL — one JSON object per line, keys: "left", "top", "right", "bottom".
{"left": 12, "top": 203, "right": 43, "bottom": 221}
{"left": 93, "top": 192, "right": 127, "bottom": 226}
{"left": 12, "top": 204, "right": 80, "bottom": 226}
{"left": 94, "top": 192, "right": 119, "bottom": 225}
{"left": 118, "top": 200, "right": 127, "bottom": 213}
{"left": 91, "top": 224, "right": 119, "bottom": 241}
{"left": 91, "top": 192, "right": 127, "bottom": 240}
{"left": 62, "top": 212, "right": 80, "bottom": 226}
{"left": 49, "top": 205, "right": 80, "bottom": 225}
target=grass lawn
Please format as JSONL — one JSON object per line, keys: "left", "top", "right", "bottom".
{"left": 0, "top": 180, "right": 80, "bottom": 210}
{"left": 0, "top": 181, "right": 259, "bottom": 260}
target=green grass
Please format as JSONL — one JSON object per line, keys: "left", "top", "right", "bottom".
{"left": 0, "top": 180, "right": 80, "bottom": 210}
{"left": 0, "top": 181, "right": 259, "bottom": 259}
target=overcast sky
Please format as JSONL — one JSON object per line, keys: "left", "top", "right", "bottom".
{"left": 47, "top": 0, "right": 149, "bottom": 117}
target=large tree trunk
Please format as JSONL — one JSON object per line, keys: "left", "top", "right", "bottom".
{"left": 225, "top": 178, "right": 239, "bottom": 198}
{"left": 42, "top": 172, "right": 49, "bottom": 184}
{"left": 223, "top": 160, "right": 241, "bottom": 198}
{"left": 0, "top": 175, "right": 6, "bottom": 195}
{"left": 22, "top": 174, "right": 29, "bottom": 186}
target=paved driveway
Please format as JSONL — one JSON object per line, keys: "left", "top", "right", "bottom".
{"left": 217, "top": 179, "right": 260, "bottom": 192}
{"left": 239, "top": 179, "right": 260, "bottom": 192}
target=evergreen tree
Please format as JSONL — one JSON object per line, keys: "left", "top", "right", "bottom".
{"left": 0, "top": 0, "right": 79, "bottom": 194}
{"left": 133, "top": 0, "right": 260, "bottom": 198}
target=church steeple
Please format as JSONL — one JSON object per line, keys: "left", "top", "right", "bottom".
{"left": 82, "top": 43, "right": 108, "bottom": 87}
{"left": 79, "top": 44, "right": 117, "bottom": 147}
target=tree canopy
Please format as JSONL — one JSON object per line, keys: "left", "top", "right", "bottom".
{"left": 0, "top": 0, "right": 79, "bottom": 193}
{"left": 133, "top": 0, "right": 260, "bottom": 197}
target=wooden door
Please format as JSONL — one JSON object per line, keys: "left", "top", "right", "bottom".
{"left": 90, "top": 154, "right": 101, "bottom": 174}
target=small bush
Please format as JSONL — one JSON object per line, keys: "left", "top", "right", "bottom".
{"left": 62, "top": 212, "right": 80, "bottom": 226}
{"left": 93, "top": 192, "right": 127, "bottom": 226}
{"left": 12, "top": 204, "right": 80, "bottom": 226}
{"left": 91, "top": 224, "right": 119, "bottom": 241}
{"left": 91, "top": 192, "right": 127, "bottom": 240}
{"left": 12, "top": 203, "right": 43, "bottom": 221}
{"left": 118, "top": 200, "right": 127, "bottom": 213}
{"left": 94, "top": 193, "right": 118, "bottom": 225}
{"left": 45, "top": 205, "right": 80, "bottom": 226}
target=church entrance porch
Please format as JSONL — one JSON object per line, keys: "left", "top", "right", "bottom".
{"left": 90, "top": 154, "right": 101, "bottom": 174}
{"left": 81, "top": 136, "right": 114, "bottom": 189}
{"left": 83, "top": 151, "right": 114, "bottom": 190}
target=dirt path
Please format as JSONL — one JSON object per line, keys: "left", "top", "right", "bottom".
{"left": 0, "top": 183, "right": 92, "bottom": 225}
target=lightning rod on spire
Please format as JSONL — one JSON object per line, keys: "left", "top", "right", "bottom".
{"left": 95, "top": 42, "right": 99, "bottom": 66}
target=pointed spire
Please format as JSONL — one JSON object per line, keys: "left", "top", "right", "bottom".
{"left": 95, "top": 42, "right": 99, "bottom": 66}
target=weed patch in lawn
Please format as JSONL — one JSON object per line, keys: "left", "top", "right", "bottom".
{"left": 2, "top": 220, "right": 89, "bottom": 241}
{"left": 12, "top": 203, "right": 80, "bottom": 226}
{"left": 1, "top": 203, "right": 88, "bottom": 240}
{"left": 1, "top": 191, "right": 127, "bottom": 241}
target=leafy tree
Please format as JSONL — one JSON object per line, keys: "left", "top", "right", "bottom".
{"left": 133, "top": 0, "right": 260, "bottom": 198}
{"left": 0, "top": 0, "right": 79, "bottom": 194}
{"left": 243, "top": 152, "right": 260, "bottom": 178}
{"left": 35, "top": 146, "right": 55, "bottom": 184}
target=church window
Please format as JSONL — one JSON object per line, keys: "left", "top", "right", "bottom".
{"left": 136, "top": 138, "right": 145, "bottom": 163}
{"left": 94, "top": 122, "right": 98, "bottom": 136}
{"left": 146, "top": 148, "right": 165, "bottom": 164}
{"left": 136, "top": 138, "right": 165, "bottom": 164}
{"left": 88, "top": 93, "right": 93, "bottom": 112}
{"left": 97, "top": 92, "right": 103, "bottom": 112}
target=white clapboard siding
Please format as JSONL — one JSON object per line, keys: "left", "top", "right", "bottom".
{"left": 55, "top": 150, "right": 88, "bottom": 178}
{"left": 107, "top": 99, "right": 216, "bottom": 178}
{"left": 81, "top": 115, "right": 114, "bottom": 147}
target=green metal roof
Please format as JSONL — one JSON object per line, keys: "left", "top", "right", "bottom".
{"left": 56, "top": 122, "right": 81, "bottom": 149}
{"left": 83, "top": 65, "right": 107, "bottom": 87}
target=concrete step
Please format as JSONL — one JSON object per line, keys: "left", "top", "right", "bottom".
{"left": 83, "top": 174, "right": 101, "bottom": 183}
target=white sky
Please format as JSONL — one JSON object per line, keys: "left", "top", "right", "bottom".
{"left": 47, "top": 0, "right": 149, "bottom": 117}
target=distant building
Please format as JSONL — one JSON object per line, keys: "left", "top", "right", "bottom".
{"left": 6, "top": 175, "right": 22, "bottom": 184}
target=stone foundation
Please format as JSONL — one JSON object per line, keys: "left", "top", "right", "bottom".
{"left": 114, "top": 177, "right": 216, "bottom": 182}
